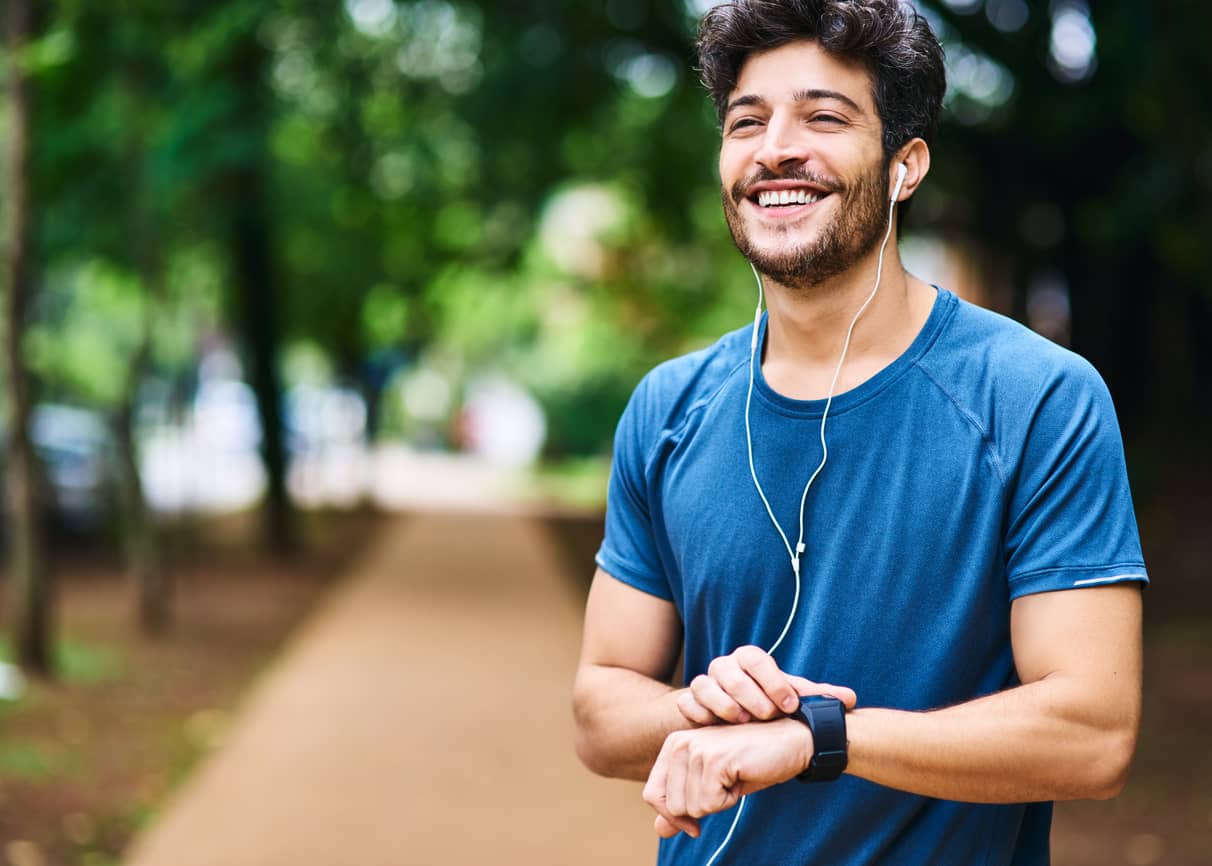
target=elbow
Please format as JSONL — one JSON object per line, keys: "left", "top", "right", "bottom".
{"left": 1082, "top": 726, "right": 1139, "bottom": 801}
{"left": 574, "top": 725, "right": 612, "bottom": 777}
{"left": 571, "top": 683, "right": 613, "bottom": 778}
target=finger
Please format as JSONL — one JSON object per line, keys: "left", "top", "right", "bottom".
{"left": 677, "top": 689, "right": 721, "bottom": 726}
{"left": 787, "top": 675, "right": 858, "bottom": 710}
{"left": 665, "top": 740, "right": 688, "bottom": 819}
{"left": 686, "top": 742, "right": 707, "bottom": 819}
{"left": 701, "top": 750, "right": 742, "bottom": 815}
{"left": 734, "top": 645, "right": 800, "bottom": 714}
{"left": 655, "top": 814, "right": 699, "bottom": 839}
{"left": 690, "top": 674, "right": 751, "bottom": 723}
{"left": 708, "top": 657, "right": 779, "bottom": 720}
{"left": 642, "top": 743, "right": 671, "bottom": 820}
{"left": 643, "top": 737, "right": 700, "bottom": 839}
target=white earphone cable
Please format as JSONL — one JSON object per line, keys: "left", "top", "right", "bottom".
{"left": 703, "top": 180, "right": 901, "bottom": 866}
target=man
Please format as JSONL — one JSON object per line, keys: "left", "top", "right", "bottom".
{"left": 572, "top": 2, "right": 1147, "bottom": 865}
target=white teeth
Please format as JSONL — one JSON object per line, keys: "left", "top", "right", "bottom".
{"left": 756, "top": 189, "right": 825, "bottom": 207}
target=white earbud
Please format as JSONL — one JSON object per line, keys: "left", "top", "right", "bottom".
{"left": 891, "top": 161, "right": 908, "bottom": 202}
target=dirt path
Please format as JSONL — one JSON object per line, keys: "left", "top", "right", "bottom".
{"left": 123, "top": 512, "right": 657, "bottom": 866}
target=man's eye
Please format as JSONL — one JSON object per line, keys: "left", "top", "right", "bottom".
{"left": 729, "top": 118, "right": 761, "bottom": 132}
{"left": 811, "top": 114, "right": 844, "bottom": 124}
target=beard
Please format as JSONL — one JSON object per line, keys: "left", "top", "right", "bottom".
{"left": 722, "top": 159, "right": 890, "bottom": 291}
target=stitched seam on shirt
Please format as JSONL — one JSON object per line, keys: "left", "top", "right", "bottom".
{"left": 642, "top": 355, "right": 750, "bottom": 470}
{"left": 913, "top": 361, "right": 1008, "bottom": 485}
{"left": 1008, "top": 562, "right": 1147, "bottom": 581}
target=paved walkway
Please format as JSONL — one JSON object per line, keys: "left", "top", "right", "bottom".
{"left": 124, "top": 512, "right": 656, "bottom": 866}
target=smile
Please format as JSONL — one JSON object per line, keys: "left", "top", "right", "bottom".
{"left": 755, "top": 189, "right": 826, "bottom": 208}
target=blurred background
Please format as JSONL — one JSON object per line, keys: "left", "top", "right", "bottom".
{"left": 0, "top": 0, "right": 1208, "bottom": 864}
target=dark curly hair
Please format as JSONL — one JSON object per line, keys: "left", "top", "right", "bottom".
{"left": 697, "top": 0, "right": 946, "bottom": 161}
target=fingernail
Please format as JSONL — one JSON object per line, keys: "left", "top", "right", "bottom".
{"left": 737, "top": 711, "right": 751, "bottom": 723}
{"left": 783, "top": 695, "right": 799, "bottom": 712}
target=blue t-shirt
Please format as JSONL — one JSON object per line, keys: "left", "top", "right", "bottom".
{"left": 595, "top": 288, "right": 1147, "bottom": 866}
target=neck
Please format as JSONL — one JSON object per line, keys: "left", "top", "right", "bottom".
{"left": 757, "top": 243, "right": 935, "bottom": 400}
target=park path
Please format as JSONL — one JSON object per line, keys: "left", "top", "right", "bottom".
{"left": 123, "top": 512, "right": 657, "bottom": 866}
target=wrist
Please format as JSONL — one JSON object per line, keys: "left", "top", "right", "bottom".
{"left": 667, "top": 687, "right": 700, "bottom": 730}
{"left": 789, "top": 695, "right": 849, "bottom": 782}
{"left": 784, "top": 716, "right": 816, "bottom": 777}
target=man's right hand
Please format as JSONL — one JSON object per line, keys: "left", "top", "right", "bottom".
{"left": 676, "top": 645, "right": 857, "bottom": 726}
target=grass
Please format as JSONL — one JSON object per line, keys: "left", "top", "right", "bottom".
{"left": 0, "top": 741, "right": 70, "bottom": 780}
{"left": 0, "top": 634, "right": 124, "bottom": 686}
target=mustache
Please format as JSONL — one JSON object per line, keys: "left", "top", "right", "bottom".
{"left": 729, "top": 167, "right": 845, "bottom": 204}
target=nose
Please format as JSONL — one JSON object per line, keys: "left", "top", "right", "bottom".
{"left": 753, "top": 113, "right": 807, "bottom": 174}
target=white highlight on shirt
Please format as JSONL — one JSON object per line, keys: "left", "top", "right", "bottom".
{"left": 1072, "top": 573, "right": 1147, "bottom": 587}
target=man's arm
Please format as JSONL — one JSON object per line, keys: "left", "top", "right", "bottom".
{"left": 845, "top": 583, "right": 1142, "bottom": 802}
{"left": 573, "top": 569, "right": 860, "bottom": 783}
{"left": 643, "top": 584, "right": 1143, "bottom": 835}
{"left": 572, "top": 568, "right": 691, "bottom": 782}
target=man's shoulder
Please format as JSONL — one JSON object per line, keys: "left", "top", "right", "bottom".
{"left": 925, "top": 291, "right": 1108, "bottom": 405}
{"left": 624, "top": 324, "right": 751, "bottom": 440}
{"left": 918, "top": 291, "right": 1118, "bottom": 478}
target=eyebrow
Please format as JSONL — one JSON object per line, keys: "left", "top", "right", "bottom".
{"left": 724, "top": 88, "right": 865, "bottom": 118}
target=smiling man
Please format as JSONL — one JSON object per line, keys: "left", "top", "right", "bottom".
{"left": 572, "top": 2, "right": 1147, "bottom": 865}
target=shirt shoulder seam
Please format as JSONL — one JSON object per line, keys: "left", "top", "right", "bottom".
{"left": 911, "top": 360, "right": 1009, "bottom": 485}
{"left": 641, "top": 354, "right": 750, "bottom": 469}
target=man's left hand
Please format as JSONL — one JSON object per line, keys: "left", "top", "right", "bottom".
{"left": 642, "top": 718, "right": 814, "bottom": 838}
{"left": 676, "top": 646, "right": 857, "bottom": 726}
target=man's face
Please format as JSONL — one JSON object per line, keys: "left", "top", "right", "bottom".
{"left": 718, "top": 40, "right": 889, "bottom": 289}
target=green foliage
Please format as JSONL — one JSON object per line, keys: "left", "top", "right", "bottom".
{"left": 26, "top": 260, "right": 145, "bottom": 406}
{"left": 14, "top": 0, "right": 1211, "bottom": 459}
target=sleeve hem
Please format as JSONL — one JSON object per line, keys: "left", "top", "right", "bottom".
{"left": 1008, "top": 564, "right": 1148, "bottom": 600}
{"left": 594, "top": 550, "right": 674, "bottom": 601}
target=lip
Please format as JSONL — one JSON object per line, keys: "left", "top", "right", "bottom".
{"left": 742, "top": 189, "right": 832, "bottom": 220}
{"left": 739, "top": 178, "right": 835, "bottom": 220}
{"left": 745, "top": 179, "right": 833, "bottom": 198}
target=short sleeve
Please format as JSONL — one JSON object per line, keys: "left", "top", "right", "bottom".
{"left": 1004, "top": 357, "right": 1148, "bottom": 600}
{"left": 594, "top": 375, "right": 674, "bottom": 600}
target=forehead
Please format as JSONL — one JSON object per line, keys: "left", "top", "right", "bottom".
{"left": 728, "top": 39, "right": 875, "bottom": 114}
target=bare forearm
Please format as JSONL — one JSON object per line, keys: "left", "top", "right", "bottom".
{"left": 573, "top": 664, "right": 694, "bottom": 781}
{"left": 847, "top": 676, "right": 1139, "bottom": 803}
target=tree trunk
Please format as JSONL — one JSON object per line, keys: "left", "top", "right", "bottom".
{"left": 225, "top": 17, "right": 294, "bottom": 556}
{"left": 119, "top": 79, "right": 171, "bottom": 635}
{"left": 3, "top": 0, "right": 52, "bottom": 677}
{"left": 233, "top": 201, "right": 294, "bottom": 555}
{"left": 113, "top": 311, "right": 168, "bottom": 634}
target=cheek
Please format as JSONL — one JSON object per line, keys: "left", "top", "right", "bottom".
{"left": 718, "top": 141, "right": 752, "bottom": 183}
{"left": 718, "top": 152, "right": 734, "bottom": 187}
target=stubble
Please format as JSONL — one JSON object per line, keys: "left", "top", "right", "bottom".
{"left": 722, "top": 162, "right": 890, "bottom": 291}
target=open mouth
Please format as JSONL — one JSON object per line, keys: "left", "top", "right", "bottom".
{"left": 746, "top": 183, "right": 834, "bottom": 212}
{"left": 754, "top": 189, "right": 827, "bottom": 208}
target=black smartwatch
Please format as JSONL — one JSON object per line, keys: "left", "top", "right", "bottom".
{"left": 790, "top": 695, "right": 848, "bottom": 783}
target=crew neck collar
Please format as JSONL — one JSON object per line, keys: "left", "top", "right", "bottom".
{"left": 751, "top": 286, "right": 954, "bottom": 419}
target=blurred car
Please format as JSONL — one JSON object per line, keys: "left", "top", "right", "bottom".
{"left": 32, "top": 403, "right": 118, "bottom": 532}
{"left": 0, "top": 403, "right": 120, "bottom": 535}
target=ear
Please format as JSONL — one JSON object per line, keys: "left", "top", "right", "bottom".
{"left": 891, "top": 138, "right": 930, "bottom": 202}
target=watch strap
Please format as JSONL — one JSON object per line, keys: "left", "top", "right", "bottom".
{"left": 791, "top": 695, "right": 848, "bottom": 783}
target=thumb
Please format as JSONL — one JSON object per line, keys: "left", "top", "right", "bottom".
{"left": 787, "top": 676, "right": 858, "bottom": 710}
